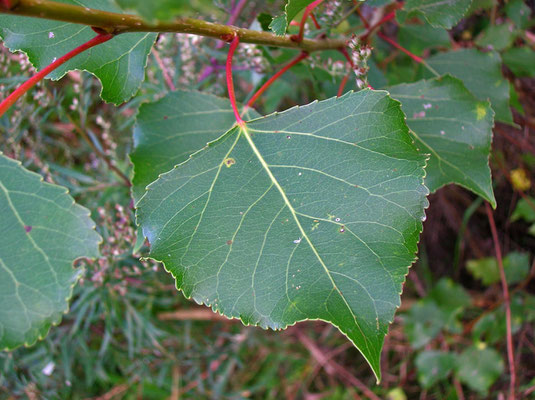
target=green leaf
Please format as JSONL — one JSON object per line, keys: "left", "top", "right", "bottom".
{"left": 270, "top": 0, "right": 315, "bottom": 35}
{"left": 113, "top": 0, "right": 212, "bottom": 22}
{"left": 505, "top": 0, "right": 533, "bottom": 29}
{"left": 130, "top": 91, "right": 260, "bottom": 203}
{"left": 0, "top": 0, "right": 157, "bottom": 105}
{"left": 415, "top": 351, "right": 457, "bottom": 388}
{"left": 0, "top": 154, "right": 101, "bottom": 350}
{"left": 455, "top": 346, "right": 504, "bottom": 395}
{"left": 511, "top": 196, "right": 535, "bottom": 222}
{"left": 397, "top": 23, "right": 451, "bottom": 56}
{"left": 475, "top": 23, "right": 516, "bottom": 51}
{"left": 397, "top": 0, "right": 472, "bottom": 29}
{"left": 388, "top": 75, "right": 495, "bottom": 206}
{"left": 426, "top": 49, "right": 513, "bottom": 125}
{"left": 503, "top": 47, "right": 535, "bottom": 77}
{"left": 466, "top": 252, "right": 530, "bottom": 286}
{"left": 136, "top": 90, "right": 428, "bottom": 379}
{"left": 402, "top": 301, "right": 446, "bottom": 348}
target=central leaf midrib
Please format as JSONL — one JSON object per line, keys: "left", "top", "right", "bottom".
{"left": 239, "top": 125, "right": 369, "bottom": 343}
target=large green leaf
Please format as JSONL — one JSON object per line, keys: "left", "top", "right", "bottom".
{"left": 398, "top": 0, "right": 472, "bottom": 29}
{"left": 426, "top": 49, "right": 513, "bottom": 124}
{"left": 0, "top": 154, "right": 101, "bottom": 350}
{"left": 389, "top": 75, "right": 495, "bottom": 206}
{"left": 137, "top": 90, "right": 428, "bottom": 379}
{"left": 0, "top": 0, "right": 156, "bottom": 104}
{"left": 130, "top": 91, "right": 259, "bottom": 203}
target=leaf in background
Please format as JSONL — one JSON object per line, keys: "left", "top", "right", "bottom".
{"left": 402, "top": 301, "right": 447, "bottom": 348}
{"left": 511, "top": 196, "right": 535, "bottom": 222}
{"left": 475, "top": 23, "right": 516, "bottom": 51}
{"left": 389, "top": 75, "right": 495, "bottom": 206}
{"left": 137, "top": 90, "right": 428, "bottom": 379}
{"left": 270, "top": 0, "right": 315, "bottom": 35}
{"left": 397, "top": 0, "right": 472, "bottom": 29}
{"left": 466, "top": 252, "right": 530, "bottom": 285}
{"left": 397, "top": 23, "right": 451, "bottom": 55}
{"left": 0, "top": 154, "right": 101, "bottom": 350}
{"left": 0, "top": 0, "right": 156, "bottom": 104}
{"left": 503, "top": 47, "right": 535, "bottom": 77}
{"left": 130, "top": 91, "right": 260, "bottom": 203}
{"left": 505, "top": 0, "right": 533, "bottom": 29}
{"left": 426, "top": 49, "right": 513, "bottom": 125}
{"left": 455, "top": 346, "right": 504, "bottom": 395}
{"left": 415, "top": 351, "right": 457, "bottom": 388}
{"left": 113, "top": 0, "right": 213, "bottom": 22}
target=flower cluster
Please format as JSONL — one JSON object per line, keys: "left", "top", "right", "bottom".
{"left": 348, "top": 34, "right": 372, "bottom": 89}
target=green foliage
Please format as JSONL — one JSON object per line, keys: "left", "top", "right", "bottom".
{"left": 456, "top": 346, "right": 504, "bottom": 395}
{"left": 0, "top": 153, "right": 101, "bottom": 350}
{"left": 137, "top": 90, "right": 428, "bottom": 379}
{"left": 415, "top": 351, "right": 457, "bottom": 388}
{"left": 270, "top": 0, "right": 316, "bottom": 35}
{"left": 397, "top": 0, "right": 473, "bottom": 29}
{"left": 466, "top": 252, "right": 530, "bottom": 285}
{"left": 0, "top": 0, "right": 157, "bottom": 104}
{"left": 426, "top": 49, "right": 513, "bottom": 124}
{"left": 389, "top": 75, "right": 495, "bottom": 205}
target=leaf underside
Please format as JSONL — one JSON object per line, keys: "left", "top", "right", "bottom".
{"left": 0, "top": 154, "right": 101, "bottom": 350}
{"left": 389, "top": 75, "right": 496, "bottom": 206}
{"left": 0, "top": 0, "right": 156, "bottom": 104}
{"left": 136, "top": 90, "right": 429, "bottom": 379}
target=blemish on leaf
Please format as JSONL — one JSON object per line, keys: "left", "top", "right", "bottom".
{"left": 226, "top": 240, "right": 233, "bottom": 245}
{"left": 286, "top": 135, "right": 291, "bottom": 139}
{"left": 476, "top": 103, "right": 487, "bottom": 120}
{"left": 293, "top": 238, "right": 302, "bottom": 244}
{"left": 224, "top": 157, "right": 236, "bottom": 167}
{"left": 339, "top": 226, "right": 345, "bottom": 233}
{"left": 24, "top": 225, "right": 32, "bottom": 233}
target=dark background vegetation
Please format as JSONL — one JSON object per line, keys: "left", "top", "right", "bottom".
{"left": 1, "top": 0, "right": 534, "bottom": 398}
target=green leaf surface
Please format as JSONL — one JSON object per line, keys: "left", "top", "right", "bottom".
{"left": 426, "top": 49, "right": 513, "bottom": 124}
{"left": 466, "top": 252, "right": 530, "bottom": 285}
{"left": 137, "top": 90, "right": 428, "bottom": 379}
{"left": 505, "top": 0, "right": 533, "bottom": 29}
{"left": 415, "top": 350, "right": 457, "bottom": 388}
{"left": 130, "top": 91, "right": 260, "bottom": 203}
{"left": 398, "top": 0, "right": 472, "bottom": 29}
{"left": 511, "top": 196, "right": 535, "bottom": 222}
{"left": 475, "top": 23, "right": 516, "bottom": 51}
{"left": 388, "top": 75, "right": 495, "bottom": 205}
{"left": 503, "top": 47, "right": 535, "bottom": 77}
{"left": 455, "top": 346, "right": 504, "bottom": 395}
{"left": 402, "top": 301, "right": 446, "bottom": 348}
{"left": 397, "top": 23, "right": 451, "bottom": 55}
{"left": 113, "top": 0, "right": 213, "bottom": 22}
{"left": 270, "top": 0, "right": 315, "bottom": 35}
{"left": 0, "top": 154, "right": 101, "bottom": 350}
{"left": 0, "top": 0, "right": 157, "bottom": 104}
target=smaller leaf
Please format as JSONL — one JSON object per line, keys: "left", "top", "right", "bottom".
{"left": 0, "top": 154, "right": 101, "bottom": 350}
{"left": 397, "top": 0, "right": 472, "bottom": 29}
{"left": 455, "top": 346, "right": 504, "bottom": 395}
{"left": 397, "top": 22, "right": 451, "bottom": 55}
{"left": 402, "top": 301, "right": 446, "bottom": 348}
{"left": 388, "top": 75, "right": 495, "bottom": 206}
{"left": 511, "top": 196, "right": 535, "bottom": 222}
{"left": 415, "top": 351, "right": 457, "bottom": 388}
{"left": 269, "top": 0, "right": 316, "bottom": 35}
{"left": 426, "top": 49, "right": 513, "bottom": 124}
{"left": 503, "top": 47, "right": 535, "bottom": 78}
{"left": 466, "top": 252, "right": 530, "bottom": 286}
{"left": 475, "top": 23, "right": 516, "bottom": 51}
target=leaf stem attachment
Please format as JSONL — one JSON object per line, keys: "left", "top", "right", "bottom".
{"left": 0, "top": 32, "right": 113, "bottom": 118}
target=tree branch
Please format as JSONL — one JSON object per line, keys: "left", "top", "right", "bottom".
{"left": 1, "top": 0, "right": 347, "bottom": 52}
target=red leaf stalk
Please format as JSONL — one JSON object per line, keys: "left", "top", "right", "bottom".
{"left": 246, "top": 51, "right": 309, "bottom": 108}
{"left": 226, "top": 35, "right": 244, "bottom": 126}
{"left": 0, "top": 33, "right": 113, "bottom": 118}
{"left": 485, "top": 202, "right": 516, "bottom": 400}
{"left": 296, "top": 0, "right": 325, "bottom": 42}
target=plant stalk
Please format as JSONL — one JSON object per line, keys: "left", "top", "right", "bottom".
{"left": 2, "top": 0, "right": 347, "bottom": 52}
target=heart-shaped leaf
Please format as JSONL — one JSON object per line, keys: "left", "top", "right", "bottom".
{"left": 0, "top": 154, "right": 101, "bottom": 350}
{"left": 136, "top": 90, "right": 428, "bottom": 379}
